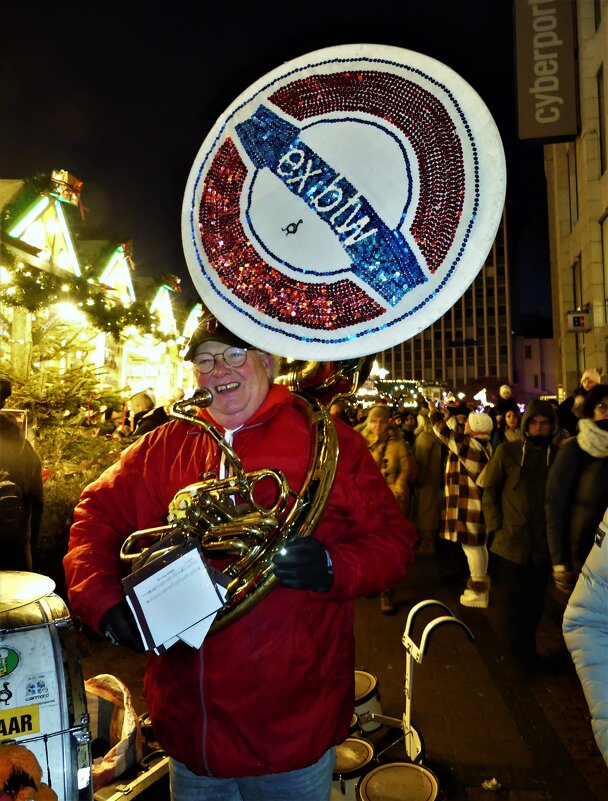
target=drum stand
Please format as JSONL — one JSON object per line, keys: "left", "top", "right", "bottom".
{"left": 359, "top": 599, "right": 474, "bottom": 764}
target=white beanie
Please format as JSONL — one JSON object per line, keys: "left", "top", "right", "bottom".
{"left": 499, "top": 384, "right": 512, "bottom": 398}
{"left": 581, "top": 368, "right": 601, "bottom": 385}
{"left": 467, "top": 412, "right": 493, "bottom": 435}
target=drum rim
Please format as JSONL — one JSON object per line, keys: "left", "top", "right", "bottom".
{"left": 354, "top": 670, "right": 378, "bottom": 704}
{"left": 357, "top": 760, "right": 440, "bottom": 799}
{"left": 333, "top": 737, "right": 375, "bottom": 779}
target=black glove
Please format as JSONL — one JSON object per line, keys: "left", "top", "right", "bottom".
{"left": 99, "top": 601, "right": 146, "bottom": 653}
{"left": 272, "top": 537, "right": 334, "bottom": 593}
{"left": 552, "top": 564, "right": 575, "bottom": 595}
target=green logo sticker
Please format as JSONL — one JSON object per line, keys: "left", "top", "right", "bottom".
{"left": 0, "top": 648, "right": 20, "bottom": 678}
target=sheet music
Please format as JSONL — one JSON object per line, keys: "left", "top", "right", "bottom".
{"left": 122, "top": 540, "right": 225, "bottom": 653}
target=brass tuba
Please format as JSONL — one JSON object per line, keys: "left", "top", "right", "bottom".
{"left": 120, "top": 356, "right": 372, "bottom": 633}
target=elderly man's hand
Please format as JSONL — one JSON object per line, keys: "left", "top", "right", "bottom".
{"left": 99, "top": 601, "right": 146, "bottom": 653}
{"left": 272, "top": 537, "right": 334, "bottom": 593}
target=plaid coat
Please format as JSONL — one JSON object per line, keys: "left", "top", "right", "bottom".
{"left": 433, "top": 418, "right": 491, "bottom": 545}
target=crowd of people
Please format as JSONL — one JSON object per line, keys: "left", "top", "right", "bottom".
{"left": 335, "top": 375, "right": 608, "bottom": 686}
{"left": 2, "top": 350, "right": 607, "bottom": 786}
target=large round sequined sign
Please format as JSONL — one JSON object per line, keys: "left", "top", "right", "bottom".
{"left": 182, "top": 44, "right": 506, "bottom": 359}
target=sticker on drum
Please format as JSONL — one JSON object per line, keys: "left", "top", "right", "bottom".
{"left": 0, "top": 575, "right": 92, "bottom": 801}
{"left": 354, "top": 670, "right": 383, "bottom": 733}
{"left": 332, "top": 737, "right": 375, "bottom": 801}
{"left": 357, "top": 761, "right": 440, "bottom": 801}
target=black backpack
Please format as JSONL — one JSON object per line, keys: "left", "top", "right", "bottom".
{"left": 0, "top": 469, "right": 26, "bottom": 535}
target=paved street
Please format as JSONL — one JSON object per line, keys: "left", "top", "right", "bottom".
{"left": 79, "top": 548, "right": 608, "bottom": 801}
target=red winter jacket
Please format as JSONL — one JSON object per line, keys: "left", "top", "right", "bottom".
{"left": 64, "top": 385, "right": 416, "bottom": 777}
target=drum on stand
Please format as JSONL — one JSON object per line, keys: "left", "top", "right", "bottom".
{"left": 331, "top": 737, "right": 375, "bottom": 801}
{"left": 356, "top": 761, "right": 440, "bottom": 801}
{"left": 354, "top": 670, "right": 383, "bottom": 733}
{"left": 0, "top": 571, "right": 92, "bottom": 800}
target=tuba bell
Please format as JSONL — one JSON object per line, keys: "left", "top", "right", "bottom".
{"left": 120, "top": 357, "right": 371, "bottom": 633}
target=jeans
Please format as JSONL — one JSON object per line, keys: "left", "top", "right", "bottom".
{"left": 169, "top": 747, "right": 335, "bottom": 801}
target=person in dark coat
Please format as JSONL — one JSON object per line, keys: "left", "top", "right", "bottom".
{"left": 0, "top": 411, "right": 43, "bottom": 571}
{"left": 482, "top": 399, "right": 560, "bottom": 672}
{"left": 545, "top": 383, "right": 608, "bottom": 594}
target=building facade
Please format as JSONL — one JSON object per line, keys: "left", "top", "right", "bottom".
{"left": 378, "top": 211, "right": 513, "bottom": 393}
{"left": 544, "top": 0, "right": 608, "bottom": 396}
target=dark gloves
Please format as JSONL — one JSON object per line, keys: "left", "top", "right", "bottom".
{"left": 99, "top": 600, "right": 146, "bottom": 653}
{"left": 272, "top": 537, "right": 334, "bottom": 593}
{"left": 552, "top": 564, "right": 575, "bottom": 595}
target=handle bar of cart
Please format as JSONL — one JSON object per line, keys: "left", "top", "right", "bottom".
{"left": 359, "top": 599, "right": 475, "bottom": 763}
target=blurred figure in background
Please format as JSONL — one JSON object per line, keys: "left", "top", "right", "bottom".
{"left": 491, "top": 408, "right": 522, "bottom": 452}
{"left": 545, "top": 383, "right": 608, "bottom": 595}
{"left": 562, "top": 505, "right": 608, "bottom": 767}
{"left": 401, "top": 410, "right": 418, "bottom": 447}
{"left": 494, "top": 384, "right": 519, "bottom": 420}
{"left": 432, "top": 404, "right": 493, "bottom": 607}
{"left": 411, "top": 407, "right": 442, "bottom": 556}
{"left": 129, "top": 390, "right": 155, "bottom": 435}
{"left": 482, "top": 400, "right": 560, "bottom": 673}
{"left": 0, "top": 380, "right": 43, "bottom": 571}
{"left": 361, "top": 404, "right": 418, "bottom": 614}
{"left": 558, "top": 368, "right": 601, "bottom": 437}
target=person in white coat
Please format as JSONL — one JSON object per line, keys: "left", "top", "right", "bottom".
{"left": 563, "top": 505, "right": 608, "bottom": 767}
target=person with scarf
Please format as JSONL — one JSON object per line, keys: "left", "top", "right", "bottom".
{"left": 432, "top": 405, "right": 493, "bottom": 608}
{"left": 545, "top": 383, "right": 608, "bottom": 595}
{"left": 482, "top": 400, "right": 560, "bottom": 673}
{"left": 361, "top": 405, "right": 418, "bottom": 613}
{"left": 491, "top": 408, "right": 522, "bottom": 451}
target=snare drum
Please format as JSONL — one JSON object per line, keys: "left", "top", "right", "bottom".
{"left": 357, "top": 761, "right": 440, "bottom": 801}
{"left": 331, "top": 737, "right": 375, "bottom": 801}
{"left": 0, "top": 571, "right": 92, "bottom": 801}
{"left": 354, "top": 670, "right": 383, "bottom": 733}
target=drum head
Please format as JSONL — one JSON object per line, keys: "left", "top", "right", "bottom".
{"left": 334, "top": 738, "right": 375, "bottom": 777}
{"left": 357, "top": 762, "right": 439, "bottom": 801}
{"left": 0, "top": 572, "right": 55, "bottom": 613}
{"left": 182, "top": 43, "right": 505, "bottom": 360}
{"left": 354, "top": 670, "right": 376, "bottom": 701}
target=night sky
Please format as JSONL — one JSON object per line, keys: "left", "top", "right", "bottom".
{"left": 1, "top": 1, "right": 550, "bottom": 329}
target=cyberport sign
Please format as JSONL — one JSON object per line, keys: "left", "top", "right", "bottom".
{"left": 182, "top": 44, "right": 506, "bottom": 360}
{"left": 514, "top": 0, "right": 578, "bottom": 141}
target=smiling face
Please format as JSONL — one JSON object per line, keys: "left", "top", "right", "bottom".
{"left": 193, "top": 341, "right": 273, "bottom": 430}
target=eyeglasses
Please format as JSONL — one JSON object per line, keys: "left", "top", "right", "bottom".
{"left": 192, "top": 346, "right": 249, "bottom": 374}
{"left": 596, "top": 401, "right": 608, "bottom": 412}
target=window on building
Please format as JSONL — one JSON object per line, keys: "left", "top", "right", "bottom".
{"left": 534, "top": 375, "right": 539, "bottom": 388}
{"left": 567, "top": 146, "right": 579, "bottom": 229}
{"left": 598, "top": 67, "right": 606, "bottom": 176}
{"left": 525, "top": 345, "right": 532, "bottom": 359}
{"left": 595, "top": 0, "right": 602, "bottom": 30}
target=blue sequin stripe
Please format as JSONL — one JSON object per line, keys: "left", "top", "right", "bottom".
{"left": 235, "top": 104, "right": 426, "bottom": 307}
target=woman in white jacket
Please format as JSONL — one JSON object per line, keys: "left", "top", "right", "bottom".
{"left": 563, "top": 505, "right": 608, "bottom": 766}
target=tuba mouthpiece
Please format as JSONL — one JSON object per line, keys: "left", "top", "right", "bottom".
{"left": 192, "top": 388, "right": 213, "bottom": 407}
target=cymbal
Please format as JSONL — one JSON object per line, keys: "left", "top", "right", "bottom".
{"left": 0, "top": 571, "right": 55, "bottom": 613}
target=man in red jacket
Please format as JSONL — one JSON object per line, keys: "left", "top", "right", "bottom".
{"left": 64, "top": 315, "right": 416, "bottom": 801}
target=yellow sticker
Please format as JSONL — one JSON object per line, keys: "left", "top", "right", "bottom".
{"left": 0, "top": 705, "right": 40, "bottom": 739}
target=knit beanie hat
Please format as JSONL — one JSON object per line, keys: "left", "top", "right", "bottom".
{"left": 467, "top": 412, "right": 493, "bottom": 435}
{"left": 581, "top": 368, "right": 601, "bottom": 385}
{"left": 499, "top": 385, "right": 512, "bottom": 398}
